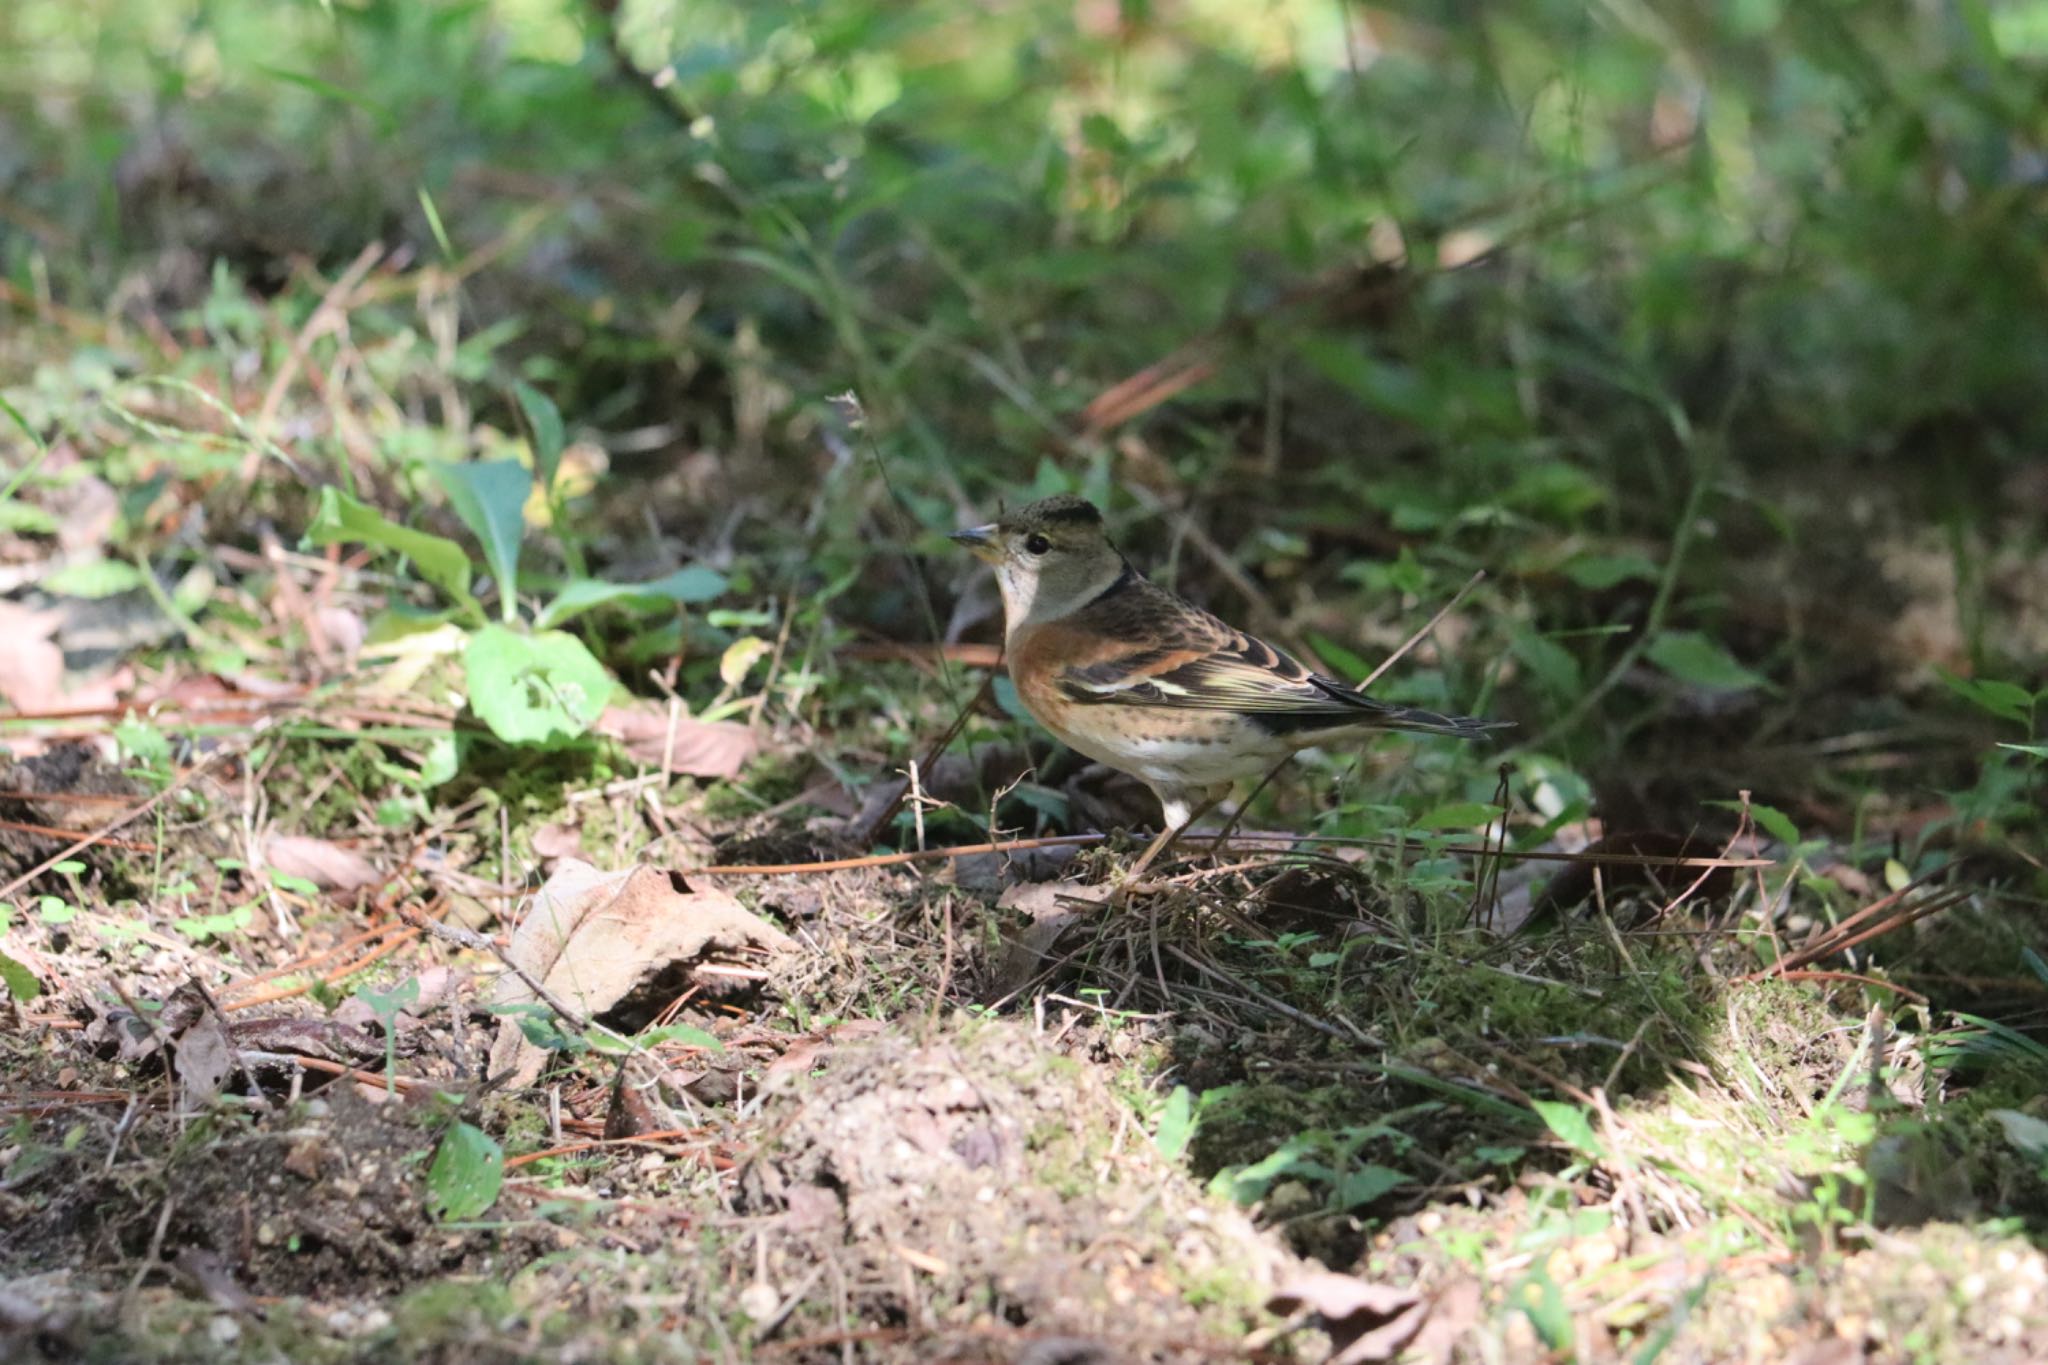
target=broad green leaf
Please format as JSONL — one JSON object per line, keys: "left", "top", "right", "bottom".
{"left": 503, "top": 1004, "right": 587, "bottom": 1054}
{"left": 1708, "top": 799, "right": 1800, "bottom": 845}
{"left": 534, "top": 566, "right": 729, "bottom": 629}
{"left": 256, "top": 66, "right": 395, "bottom": 130}
{"left": 1332, "top": 1164, "right": 1405, "bottom": 1210}
{"left": 427, "top": 461, "right": 530, "bottom": 623}
{"left": 303, "top": 487, "right": 479, "bottom": 620}
{"left": 1746, "top": 802, "right": 1801, "bottom": 845}
{"left": 1646, "top": 631, "right": 1767, "bottom": 692}
{"left": 514, "top": 381, "right": 566, "bottom": 495}
{"left": 0, "top": 949, "right": 40, "bottom": 1001}
{"left": 1530, "top": 1099, "right": 1603, "bottom": 1157}
{"left": 1154, "top": 1086, "right": 1196, "bottom": 1161}
{"left": 44, "top": 558, "right": 145, "bottom": 599}
{"left": 639, "top": 1022, "right": 725, "bottom": 1052}
{"left": 1936, "top": 668, "right": 2035, "bottom": 724}
{"left": 1560, "top": 553, "right": 1660, "bottom": 589}
{"left": 1416, "top": 801, "right": 1500, "bottom": 830}
{"left": 465, "top": 624, "right": 612, "bottom": 746}
{"left": 1990, "top": 1109, "right": 2048, "bottom": 1161}
{"left": 1510, "top": 630, "right": 1582, "bottom": 697}
{"left": 427, "top": 1121, "right": 504, "bottom": 1221}
{"left": 1515, "top": 1261, "right": 1573, "bottom": 1351}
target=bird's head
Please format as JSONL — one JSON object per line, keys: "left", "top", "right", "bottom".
{"left": 951, "top": 494, "right": 1129, "bottom": 634}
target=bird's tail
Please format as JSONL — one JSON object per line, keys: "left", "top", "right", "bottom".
{"left": 1312, "top": 678, "right": 1511, "bottom": 739}
{"left": 1363, "top": 703, "right": 1511, "bottom": 739}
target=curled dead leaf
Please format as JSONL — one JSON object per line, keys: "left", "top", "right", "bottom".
{"left": 487, "top": 859, "right": 796, "bottom": 1088}
{"left": 1268, "top": 1271, "right": 1429, "bottom": 1365}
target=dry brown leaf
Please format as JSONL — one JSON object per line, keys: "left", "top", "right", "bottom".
{"left": 1400, "top": 1277, "right": 1482, "bottom": 1365}
{"left": 594, "top": 704, "right": 760, "bottom": 779}
{"left": 530, "top": 820, "right": 582, "bottom": 861}
{"left": 174, "top": 1012, "right": 234, "bottom": 1113}
{"left": 265, "top": 834, "right": 383, "bottom": 893}
{"left": 0, "top": 602, "right": 65, "bottom": 712}
{"left": 981, "top": 878, "right": 1107, "bottom": 1003}
{"left": 487, "top": 860, "right": 796, "bottom": 1088}
{"left": 1268, "top": 1271, "right": 1429, "bottom": 1365}
{"left": 53, "top": 473, "right": 118, "bottom": 555}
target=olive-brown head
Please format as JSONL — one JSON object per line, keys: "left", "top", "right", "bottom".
{"left": 950, "top": 495, "right": 1129, "bottom": 639}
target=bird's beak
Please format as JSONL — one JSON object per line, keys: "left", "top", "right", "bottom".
{"left": 949, "top": 523, "right": 1001, "bottom": 564}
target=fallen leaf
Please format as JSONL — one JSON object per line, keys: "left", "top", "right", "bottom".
{"left": 531, "top": 821, "right": 582, "bottom": 861}
{"left": 174, "top": 1012, "right": 234, "bottom": 1113}
{"left": 980, "top": 879, "right": 1107, "bottom": 1004}
{"left": 265, "top": 835, "right": 383, "bottom": 893}
{"left": 0, "top": 602, "right": 65, "bottom": 712}
{"left": 594, "top": 704, "right": 760, "bottom": 779}
{"left": 229, "top": 1015, "right": 386, "bottom": 1065}
{"left": 53, "top": 473, "right": 119, "bottom": 555}
{"left": 1268, "top": 1271, "right": 1429, "bottom": 1365}
{"left": 487, "top": 860, "right": 796, "bottom": 1088}
{"left": 1400, "top": 1276, "right": 1482, "bottom": 1365}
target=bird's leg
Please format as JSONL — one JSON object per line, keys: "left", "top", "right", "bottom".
{"left": 1120, "top": 788, "right": 1225, "bottom": 891}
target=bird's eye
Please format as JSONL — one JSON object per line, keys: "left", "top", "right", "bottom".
{"left": 1024, "top": 534, "right": 1051, "bottom": 555}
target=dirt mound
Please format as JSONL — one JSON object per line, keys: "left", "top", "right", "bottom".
{"left": 734, "top": 1017, "right": 1289, "bottom": 1363}
{"left": 9, "top": 1085, "right": 545, "bottom": 1303}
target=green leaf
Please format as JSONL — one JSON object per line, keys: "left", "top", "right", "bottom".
{"left": 1332, "top": 1164, "right": 1405, "bottom": 1210}
{"left": 2000, "top": 743, "right": 2048, "bottom": 759}
{"left": 1415, "top": 801, "right": 1499, "bottom": 831}
{"left": 354, "top": 976, "right": 422, "bottom": 1024}
{"left": 255, "top": 65, "right": 395, "bottom": 130}
{"left": 1936, "top": 669, "right": 2034, "bottom": 724}
{"left": 1515, "top": 1260, "right": 1573, "bottom": 1351}
{"left": 1746, "top": 802, "right": 1800, "bottom": 845}
{"left": 534, "top": 567, "right": 729, "bottom": 630}
{"left": 1708, "top": 799, "right": 1800, "bottom": 845}
{"left": 638, "top": 1021, "right": 725, "bottom": 1052}
{"left": 0, "top": 949, "right": 40, "bottom": 1001}
{"left": 427, "top": 1121, "right": 504, "bottom": 1221}
{"left": 44, "top": 558, "right": 146, "bottom": 599}
{"left": 1510, "top": 630, "right": 1582, "bottom": 697}
{"left": 174, "top": 904, "right": 254, "bottom": 941}
{"left": 303, "top": 487, "right": 480, "bottom": 621}
{"left": 427, "top": 461, "right": 530, "bottom": 623}
{"left": 1560, "top": 553, "right": 1659, "bottom": 589}
{"left": 1530, "top": 1099, "right": 1604, "bottom": 1157}
{"left": 465, "top": 625, "right": 612, "bottom": 746}
{"left": 514, "top": 382, "right": 566, "bottom": 495}
{"left": 1646, "top": 631, "right": 1768, "bottom": 692}
{"left": 1990, "top": 1109, "right": 2048, "bottom": 1162}
{"left": 1154, "top": 1086, "right": 1196, "bottom": 1161}
{"left": 503, "top": 1005, "right": 586, "bottom": 1054}
{"left": 114, "top": 719, "right": 172, "bottom": 769}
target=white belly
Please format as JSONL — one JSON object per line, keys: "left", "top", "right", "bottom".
{"left": 1048, "top": 710, "right": 1288, "bottom": 790}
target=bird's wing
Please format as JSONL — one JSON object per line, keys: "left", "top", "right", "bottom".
{"left": 1053, "top": 584, "right": 1501, "bottom": 738}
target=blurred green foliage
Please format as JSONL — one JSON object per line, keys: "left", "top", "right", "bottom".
{"left": 3, "top": 0, "right": 2044, "bottom": 809}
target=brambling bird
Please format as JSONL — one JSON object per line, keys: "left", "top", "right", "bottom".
{"left": 951, "top": 494, "right": 1506, "bottom": 883}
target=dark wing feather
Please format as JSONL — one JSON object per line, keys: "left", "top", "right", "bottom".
{"left": 1052, "top": 579, "right": 1503, "bottom": 738}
